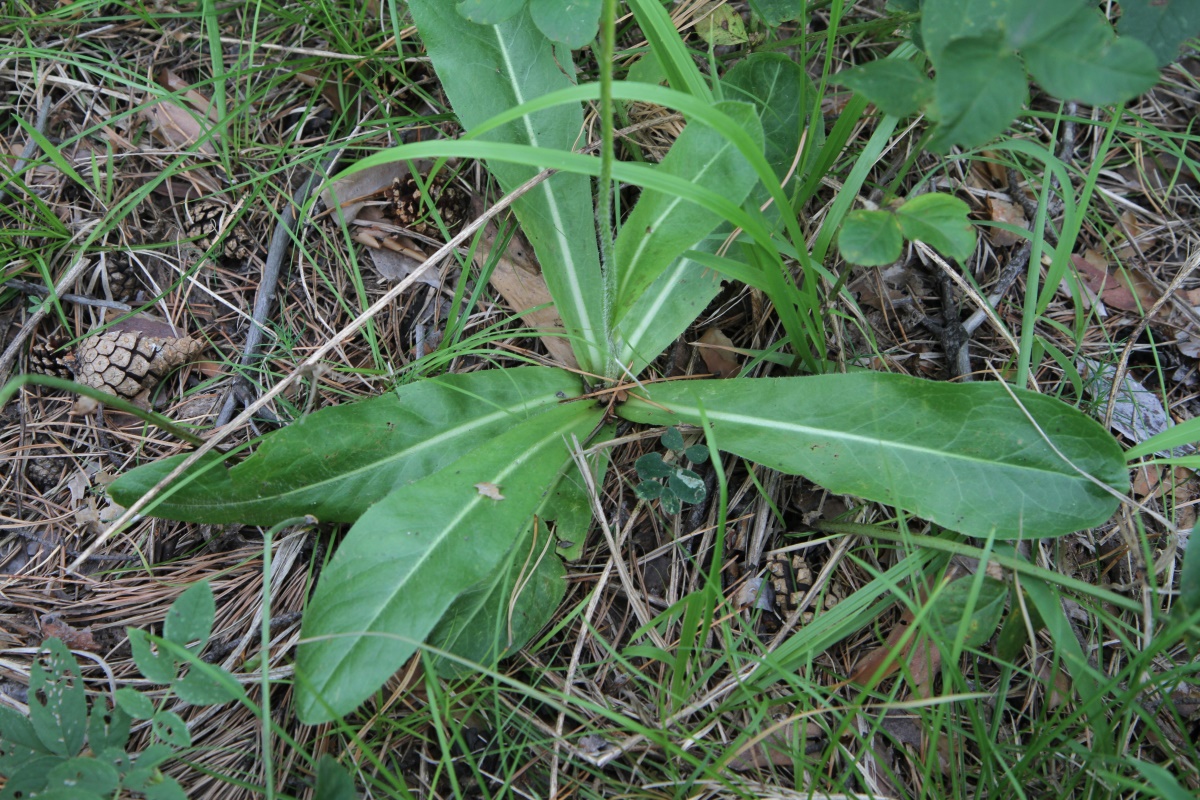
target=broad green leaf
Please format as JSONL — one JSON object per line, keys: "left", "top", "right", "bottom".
{"left": 162, "top": 581, "right": 214, "bottom": 653}
{"left": 927, "top": 34, "right": 1027, "bottom": 152}
{"left": 1000, "top": 0, "right": 1090, "bottom": 49}
{"left": 839, "top": 209, "right": 903, "bottom": 266}
{"left": 427, "top": 531, "right": 567, "bottom": 676}
{"left": 614, "top": 100, "right": 761, "bottom": 310}
{"left": 925, "top": 576, "right": 1008, "bottom": 648}
{"left": 0, "top": 756, "right": 60, "bottom": 799}
{"left": 296, "top": 401, "right": 601, "bottom": 723}
{"left": 547, "top": 445, "right": 607, "bottom": 560}
{"left": 921, "top": 0, "right": 1006, "bottom": 59}
{"left": 314, "top": 754, "right": 358, "bottom": 800}
{"left": 834, "top": 61, "right": 932, "bottom": 118}
{"left": 894, "top": 193, "right": 976, "bottom": 262}
{"left": 1119, "top": 0, "right": 1200, "bottom": 66}
{"left": 109, "top": 367, "right": 580, "bottom": 524}
{"left": 408, "top": 0, "right": 608, "bottom": 372}
{"left": 695, "top": 2, "right": 748, "bottom": 46}
{"left": 529, "top": 0, "right": 601, "bottom": 47}
{"left": 45, "top": 759, "right": 119, "bottom": 797}
{"left": 748, "top": 0, "right": 800, "bottom": 25}
{"left": 1024, "top": 9, "right": 1159, "bottom": 105}
{"left": 29, "top": 639, "right": 87, "bottom": 757}
{"left": 722, "top": 54, "right": 812, "bottom": 183}
{"left": 619, "top": 373, "right": 1126, "bottom": 539}
{"left": 456, "top": 0, "right": 525, "bottom": 24}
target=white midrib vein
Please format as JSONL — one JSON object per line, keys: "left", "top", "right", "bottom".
{"left": 617, "top": 142, "right": 733, "bottom": 300}
{"left": 492, "top": 26, "right": 600, "bottom": 367}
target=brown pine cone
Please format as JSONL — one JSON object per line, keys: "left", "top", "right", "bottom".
{"left": 25, "top": 449, "right": 62, "bottom": 492}
{"left": 185, "top": 199, "right": 255, "bottom": 261}
{"left": 66, "top": 328, "right": 203, "bottom": 406}
{"left": 384, "top": 171, "right": 469, "bottom": 237}
{"left": 105, "top": 252, "right": 140, "bottom": 301}
{"left": 27, "top": 336, "right": 73, "bottom": 380}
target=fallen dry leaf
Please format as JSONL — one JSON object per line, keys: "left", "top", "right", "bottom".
{"left": 985, "top": 197, "right": 1028, "bottom": 246}
{"left": 156, "top": 68, "right": 220, "bottom": 123}
{"left": 40, "top": 615, "right": 99, "bottom": 652}
{"left": 695, "top": 328, "right": 740, "bottom": 378}
{"left": 141, "top": 96, "right": 218, "bottom": 155}
{"left": 1071, "top": 251, "right": 1158, "bottom": 313}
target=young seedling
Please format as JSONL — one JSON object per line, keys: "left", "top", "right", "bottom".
{"left": 634, "top": 426, "right": 709, "bottom": 514}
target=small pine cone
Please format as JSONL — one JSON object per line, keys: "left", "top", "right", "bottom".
{"left": 68, "top": 328, "right": 203, "bottom": 406}
{"left": 105, "top": 253, "right": 140, "bottom": 301}
{"left": 385, "top": 171, "right": 470, "bottom": 237}
{"left": 25, "top": 454, "right": 62, "bottom": 492}
{"left": 185, "top": 199, "right": 255, "bottom": 261}
{"left": 27, "top": 336, "right": 74, "bottom": 380}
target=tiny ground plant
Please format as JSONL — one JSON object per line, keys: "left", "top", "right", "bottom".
{"left": 634, "top": 426, "right": 709, "bottom": 514}
{"left": 95, "top": 0, "right": 1188, "bottom": 726}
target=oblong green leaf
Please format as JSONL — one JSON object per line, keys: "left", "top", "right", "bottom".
{"left": 614, "top": 101, "right": 762, "bottom": 311}
{"left": 108, "top": 367, "right": 580, "bottom": 525}
{"left": 29, "top": 639, "right": 87, "bottom": 758}
{"left": 409, "top": 0, "right": 608, "bottom": 372}
{"left": 618, "top": 373, "right": 1126, "bottom": 538}
{"left": 163, "top": 581, "right": 213, "bottom": 652}
{"left": 926, "top": 576, "right": 1008, "bottom": 648}
{"left": 296, "top": 401, "right": 602, "bottom": 723}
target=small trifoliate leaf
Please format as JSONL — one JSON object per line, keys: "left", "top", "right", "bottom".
{"left": 660, "top": 427, "right": 685, "bottom": 452}
{"left": 894, "top": 193, "right": 977, "bottom": 262}
{"left": 636, "top": 453, "right": 673, "bottom": 480}
{"left": 668, "top": 468, "right": 707, "bottom": 504}
{"left": 927, "top": 34, "right": 1027, "bottom": 152}
{"left": 635, "top": 481, "right": 664, "bottom": 501}
{"left": 685, "top": 445, "right": 709, "bottom": 464}
{"left": 151, "top": 711, "right": 190, "bottom": 748}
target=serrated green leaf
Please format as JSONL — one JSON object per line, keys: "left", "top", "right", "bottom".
{"left": 894, "top": 193, "right": 976, "bottom": 262}
{"left": 619, "top": 373, "right": 1126, "bottom": 539}
{"left": 45, "top": 758, "right": 119, "bottom": 796}
{"left": 695, "top": 2, "right": 748, "bottom": 45}
{"left": 834, "top": 61, "right": 932, "bottom": 117}
{"left": 926, "top": 576, "right": 1008, "bottom": 647}
{"left": 114, "top": 687, "right": 155, "bottom": 720}
{"left": 127, "top": 629, "right": 175, "bottom": 684}
{"left": 748, "top": 0, "right": 800, "bottom": 25}
{"left": 614, "top": 101, "right": 762, "bottom": 310}
{"left": 29, "top": 639, "right": 87, "bottom": 758}
{"left": 86, "top": 700, "right": 130, "bottom": 754}
{"left": 163, "top": 581, "right": 213, "bottom": 653}
{"left": 839, "top": 209, "right": 904, "bottom": 267}
{"left": 314, "top": 754, "right": 358, "bottom": 800}
{"left": 528, "top": 0, "right": 601, "bottom": 47}
{"left": 668, "top": 468, "right": 706, "bottom": 503}
{"left": 296, "top": 401, "right": 601, "bottom": 723}
{"left": 427, "top": 531, "right": 566, "bottom": 676}
{"left": 1024, "top": 9, "right": 1159, "bottom": 105}
{"left": 151, "top": 711, "right": 190, "bottom": 748}
{"left": 927, "top": 34, "right": 1027, "bottom": 152}
{"left": 456, "top": 0, "right": 525, "bottom": 25}
{"left": 409, "top": 0, "right": 608, "bottom": 372}
{"left": 1119, "top": 0, "right": 1200, "bottom": 66}
{"left": 109, "top": 368, "right": 580, "bottom": 525}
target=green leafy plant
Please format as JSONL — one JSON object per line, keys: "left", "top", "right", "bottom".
{"left": 0, "top": 582, "right": 355, "bottom": 800}
{"left": 104, "top": 0, "right": 1130, "bottom": 724}
{"left": 634, "top": 426, "right": 710, "bottom": 514}
{"left": 837, "top": 0, "right": 1196, "bottom": 150}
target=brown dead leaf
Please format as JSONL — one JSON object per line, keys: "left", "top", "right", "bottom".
{"left": 40, "top": 615, "right": 99, "bottom": 652}
{"left": 985, "top": 197, "right": 1027, "bottom": 246}
{"left": 156, "top": 68, "right": 220, "bottom": 123}
{"left": 694, "top": 328, "right": 740, "bottom": 378}
{"left": 291, "top": 69, "right": 345, "bottom": 113}
{"left": 141, "top": 97, "right": 217, "bottom": 155}
{"left": 725, "top": 720, "right": 828, "bottom": 771}
{"left": 1071, "top": 251, "right": 1158, "bottom": 312}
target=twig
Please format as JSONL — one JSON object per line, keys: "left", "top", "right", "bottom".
{"left": 215, "top": 150, "right": 342, "bottom": 427}
{"left": 3, "top": 279, "right": 132, "bottom": 312}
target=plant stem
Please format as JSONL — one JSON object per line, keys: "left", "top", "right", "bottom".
{"left": 598, "top": 0, "right": 618, "bottom": 379}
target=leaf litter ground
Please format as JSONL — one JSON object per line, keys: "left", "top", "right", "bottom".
{"left": 1, "top": 4, "right": 1199, "bottom": 799}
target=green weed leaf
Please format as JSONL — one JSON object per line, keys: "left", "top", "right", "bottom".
{"left": 661, "top": 427, "right": 685, "bottom": 451}
{"left": 695, "top": 2, "right": 748, "bottom": 46}
{"left": 722, "top": 53, "right": 814, "bottom": 184}
{"left": 1177, "top": 524, "right": 1200, "bottom": 621}
{"left": 685, "top": 444, "right": 709, "bottom": 464}
{"left": 1119, "top": 0, "right": 1200, "bottom": 66}
{"left": 127, "top": 629, "right": 176, "bottom": 684}
{"left": 636, "top": 453, "right": 673, "bottom": 480}
{"left": 835, "top": 61, "right": 932, "bottom": 117}
{"left": 29, "top": 639, "right": 87, "bottom": 757}
{"left": 151, "top": 711, "right": 190, "bottom": 748}
{"left": 1024, "top": 9, "right": 1159, "bottom": 105}
{"left": 296, "top": 401, "right": 601, "bottom": 723}
{"left": 529, "top": 0, "right": 601, "bottom": 47}
{"left": 314, "top": 754, "right": 358, "bottom": 800}
{"left": 85, "top": 700, "right": 130, "bottom": 754}
{"left": 45, "top": 758, "right": 119, "bottom": 797}
{"left": 171, "top": 663, "right": 243, "bottom": 706}
{"left": 839, "top": 209, "right": 904, "bottom": 266}
{"left": 0, "top": 703, "right": 45, "bottom": 756}
{"left": 109, "top": 368, "right": 579, "bottom": 525}
{"left": 456, "top": 0, "right": 525, "bottom": 25}
{"left": 619, "top": 373, "right": 1126, "bottom": 538}
{"left": 926, "top": 576, "right": 1008, "bottom": 648}
{"left": 614, "top": 100, "right": 762, "bottom": 310}
{"left": 748, "top": 0, "right": 801, "bottom": 25}
{"left": 409, "top": 0, "right": 608, "bottom": 372}
{"left": 927, "top": 34, "right": 1027, "bottom": 152}
{"left": 114, "top": 687, "right": 155, "bottom": 720}
{"left": 163, "top": 582, "right": 214, "bottom": 653}
{"left": 668, "top": 468, "right": 706, "bottom": 504}
{"left": 894, "top": 193, "right": 976, "bottom": 261}
{"left": 635, "top": 481, "right": 664, "bottom": 500}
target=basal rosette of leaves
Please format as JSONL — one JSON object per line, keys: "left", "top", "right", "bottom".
{"left": 108, "top": 0, "right": 1128, "bottom": 723}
